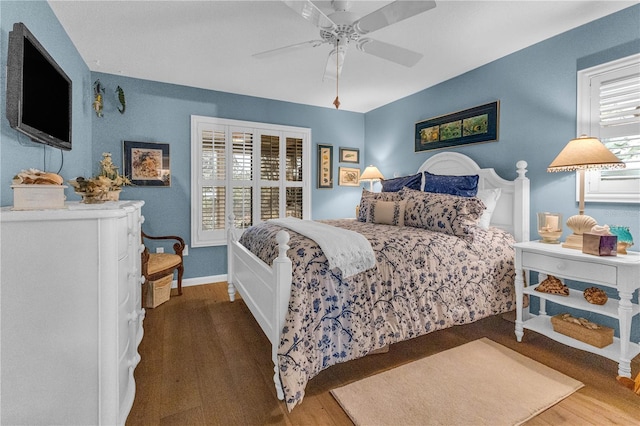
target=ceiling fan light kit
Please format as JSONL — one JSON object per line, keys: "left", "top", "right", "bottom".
{"left": 256, "top": 0, "right": 437, "bottom": 108}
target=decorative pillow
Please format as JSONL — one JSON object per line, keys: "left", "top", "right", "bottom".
{"left": 367, "top": 199, "right": 406, "bottom": 226}
{"left": 400, "top": 187, "right": 485, "bottom": 242}
{"left": 475, "top": 188, "right": 501, "bottom": 230}
{"left": 357, "top": 189, "right": 401, "bottom": 222}
{"left": 381, "top": 173, "right": 422, "bottom": 192}
{"left": 422, "top": 171, "right": 479, "bottom": 197}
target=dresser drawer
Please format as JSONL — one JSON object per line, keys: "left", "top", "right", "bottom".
{"left": 522, "top": 251, "right": 617, "bottom": 286}
{"left": 117, "top": 216, "right": 129, "bottom": 259}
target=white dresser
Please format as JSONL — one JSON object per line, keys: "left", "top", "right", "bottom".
{"left": 0, "top": 201, "right": 145, "bottom": 425}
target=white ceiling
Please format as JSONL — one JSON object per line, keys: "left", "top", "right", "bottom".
{"left": 48, "top": 0, "right": 636, "bottom": 113}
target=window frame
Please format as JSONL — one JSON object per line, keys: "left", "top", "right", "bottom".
{"left": 191, "top": 115, "right": 311, "bottom": 247}
{"left": 577, "top": 53, "right": 640, "bottom": 204}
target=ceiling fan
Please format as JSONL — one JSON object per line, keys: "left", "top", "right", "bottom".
{"left": 254, "top": 0, "right": 437, "bottom": 82}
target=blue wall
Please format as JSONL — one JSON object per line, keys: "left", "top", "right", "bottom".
{"left": 0, "top": 1, "right": 364, "bottom": 282}
{"left": 362, "top": 5, "right": 640, "bottom": 339}
{"left": 90, "top": 73, "right": 364, "bottom": 280}
{"left": 365, "top": 5, "right": 640, "bottom": 247}
{"left": 1, "top": 1, "right": 92, "bottom": 202}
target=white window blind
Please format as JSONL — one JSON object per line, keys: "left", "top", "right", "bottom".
{"left": 191, "top": 116, "right": 311, "bottom": 247}
{"left": 577, "top": 53, "right": 640, "bottom": 203}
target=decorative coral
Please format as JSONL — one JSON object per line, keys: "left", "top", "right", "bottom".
{"left": 68, "top": 153, "right": 131, "bottom": 203}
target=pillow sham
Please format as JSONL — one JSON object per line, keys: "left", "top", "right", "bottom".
{"left": 380, "top": 173, "right": 422, "bottom": 192}
{"left": 422, "top": 171, "right": 479, "bottom": 197}
{"left": 357, "top": 189, "right": 401, "bottom": 222}
{"left": 400, "top": 187, "right": 485, "bottom": 242}
{"left": 366, "top": 199, "right": 406, "bottom": 226}
{"left": 475, "top": 188, "right": 501, "bottom": 230}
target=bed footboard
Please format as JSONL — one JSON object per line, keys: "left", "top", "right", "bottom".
{"left": 227, "top": 216, "right": 292, "bottom": 400}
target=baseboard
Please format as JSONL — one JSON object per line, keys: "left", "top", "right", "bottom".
{"left": 170, "top": 274, "right": 227, "bottom": 289}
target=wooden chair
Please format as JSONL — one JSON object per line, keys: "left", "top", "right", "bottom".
{"left": 141, "top": 231, "right": 185, "bottom": 296}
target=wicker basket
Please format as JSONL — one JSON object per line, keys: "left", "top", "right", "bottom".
{"left": 551, "top": 314, "right": 613, "bottom": 348}
{"left": 143, "top": 274, "right": 172, "bottom": 308}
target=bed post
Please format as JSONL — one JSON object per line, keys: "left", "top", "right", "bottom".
{"left": 227, "top": 214, "right": 237, "bottom": 302}
{"left": 272, "top": 230, "right": 292, "bottom": 401}
{"left": 513, "top": 160, "right": 530, "bottom": 243}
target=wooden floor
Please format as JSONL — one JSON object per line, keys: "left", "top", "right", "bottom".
{"left": 127, "top": 282, "right": 640, "bottom": 425}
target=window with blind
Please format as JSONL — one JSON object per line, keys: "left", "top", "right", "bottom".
{"left": 191, "top": 116, "right": 311, "bottom": 247}
{"left": 577, "top": 53, "right": 640, "bottom": 203}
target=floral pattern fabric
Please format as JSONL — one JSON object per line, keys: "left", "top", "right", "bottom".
{"left": 238, "top": 219, "right": 516, "bottom": 411}
{"left": 400, "top": 187, "right": 486, "bottom": 243}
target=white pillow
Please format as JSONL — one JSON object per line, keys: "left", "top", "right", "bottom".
{"left": 367, "top": 199, "right": 406, "bottom": 226}
{"left": 476, "top": 188, "right": 501, "bottom": 229}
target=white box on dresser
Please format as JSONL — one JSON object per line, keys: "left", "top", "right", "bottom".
{"left": 0, "top": 200, "right": 145, "bottom": 425}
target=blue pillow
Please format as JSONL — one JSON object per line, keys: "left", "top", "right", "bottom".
{"left": 381, "top": 173, "right": 422, "bottom": 192}
{"left": 422, "top": 171, "right": 479, "bottom": 197}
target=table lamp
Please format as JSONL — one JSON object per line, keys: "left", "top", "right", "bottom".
{"left": 359, "top": 165, "right": 384, "bottom": 191}
{"left": 547, "top": 135, "right": 625, "bottom": 249}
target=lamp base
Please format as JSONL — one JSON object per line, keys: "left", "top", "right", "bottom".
{"left": 562, "top": 214, "right": 598, "bottom": 250}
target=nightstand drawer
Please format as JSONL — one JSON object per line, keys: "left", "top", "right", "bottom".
{"left": 522, "top": 251, "right": 617, "bottom": 285}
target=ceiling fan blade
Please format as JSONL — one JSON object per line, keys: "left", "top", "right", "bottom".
{"left": 356, "top": 38, "right": 423, "bottom": 67}
{"left": 353, "top": 0, "right": 436, "bottom": 35}
{"left": 323, "top": 46, "right": 347, "bottom": 81}
{"left": 253, "top": 40, "right": 325, "bottom": 59}
{"left": 282, "top": 0, "right": 336, "bottom": 31}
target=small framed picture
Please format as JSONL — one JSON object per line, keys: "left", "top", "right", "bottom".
{"left": 339, "top": 167, "right": 360, "bottom": 186}
{"left": 339, "top": 147, "right": 359, "bottom": 163}
{"left": 317, "top": 144, "right": 333, "bottom": 189}
{"left": 123, "top": 140, "right": 171, "bottom": 186}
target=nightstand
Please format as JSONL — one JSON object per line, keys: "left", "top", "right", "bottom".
{"left": 514, "top": 241, "right": 640, "bottom": 378}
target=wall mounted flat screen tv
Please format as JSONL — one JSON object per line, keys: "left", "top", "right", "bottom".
{"left": 6, "top": 22, "right": 72, "bottom": 151}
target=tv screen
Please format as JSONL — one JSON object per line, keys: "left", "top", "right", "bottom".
{"left": 6, "top": 22, "right": 72, "bottom": 151}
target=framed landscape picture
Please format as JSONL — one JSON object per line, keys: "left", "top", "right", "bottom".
{"left": 415, "top": 101, "right": 499, "bottom": 152}
{"left": 123, "top": 140, "right": 171, "bottom": 186}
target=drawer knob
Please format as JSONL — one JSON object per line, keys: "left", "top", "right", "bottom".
{"left": 556, "top": 262, "right": 566, "bottom": 271}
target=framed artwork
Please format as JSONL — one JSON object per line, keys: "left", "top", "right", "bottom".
{"left": 339, "top": 147, "right": 359, "bottom": 163}
{"left": 123, "top": 140, "right": 171, "bottom": 186}
{"left": 415, "top": 101, "right": 499, "bottom": 152}
{"left": 317, "top": 144, "right": 333, "bottom": 189}
{"left": 339, "top": 167, "right": 360, "bottom": 186}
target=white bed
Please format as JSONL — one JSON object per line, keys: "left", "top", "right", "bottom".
{"left": 226, "top": 151, "right": 530, "bottom": 407}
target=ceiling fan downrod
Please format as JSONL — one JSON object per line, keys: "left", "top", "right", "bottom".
{"left": 333, "top": 39, "right": 341, "bottom": 109}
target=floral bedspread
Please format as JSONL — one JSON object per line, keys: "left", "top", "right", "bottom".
{"left": 238, "top": 219, "right": 516, "bottom": 411}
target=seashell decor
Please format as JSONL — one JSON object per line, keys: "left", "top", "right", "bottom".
{"left": 566, "top": 215, "right": 598, "bottom": 234}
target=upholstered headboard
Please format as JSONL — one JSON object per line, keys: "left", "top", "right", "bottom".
{"left": 418, "top": 152, "right": 530, "bottom": 242}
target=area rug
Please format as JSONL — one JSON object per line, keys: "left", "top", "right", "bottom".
{"left": 330, "top": 338, "right": 583, "bottom": 426}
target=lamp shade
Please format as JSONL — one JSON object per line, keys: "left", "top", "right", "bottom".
{"left": 547, "top": 135, "right": 625, "bottom": 172}
{"left": 359, "top": 165, "right": 384, "bottom": 181}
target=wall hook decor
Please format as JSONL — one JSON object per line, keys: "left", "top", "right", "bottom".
{"left": 116, "top": 85, "right": 126, "bottom": 114}
{"left": 93, "top": 79, "right": 104, "bottom": 117}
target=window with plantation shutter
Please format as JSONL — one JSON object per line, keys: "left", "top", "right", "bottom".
{"left": 191, "top": 116, "right": 311, "bottom": 247}
{"left": 578, "top": 53, "right": 640, "bottom": 203}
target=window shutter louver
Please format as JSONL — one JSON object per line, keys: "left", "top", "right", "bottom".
{"left": 598, "top": 70, "right": 640, "bottom": 165}
{"left": 192, "top": 116, "right": 310, "bottom": 246}
{"left": 286, "top": 187, "right": 303, "bottom": 218}
{"left": 199, "top": 127, "right": 227, "bottom": 236}
{"left": 286, "top": 137, "right": 303, "bottom": 182}
{"left": 231, "top": 130, "right": 254, "bottom": 229}
{"left": 578, "top": 53, "right": 640, "bottom": 203}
